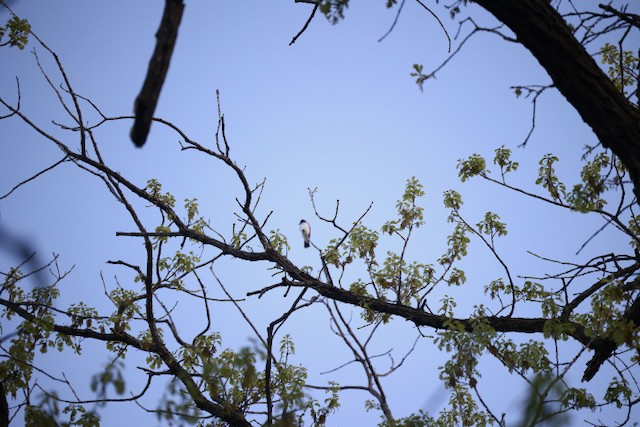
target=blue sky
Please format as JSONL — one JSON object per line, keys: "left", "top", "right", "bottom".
{"left": 1, "top": 1, "right": 638, "bottom": 425}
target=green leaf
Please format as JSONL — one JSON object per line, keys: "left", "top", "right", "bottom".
{"left": 476, "top": 211, "right": 507, "bottom": 238}
{"left": 493, "top": 145, "right": 519, "bottom": 179}
{"left": 319, "top": 0, "right": 350, "bottom": 24}
{"left": 536, "top": 154, "right": 565, "bottom": 201}
{"left": 457, "top": 154, "right": 487, "bottom": 182}
{"left": 269, "top": 229, "right": 290, "bottom": 255}
{"left": 410, "top": 63, "right": 429, "bottom": 92}
{"left": 0, "top": 15, "right": 30, "bottom": 49}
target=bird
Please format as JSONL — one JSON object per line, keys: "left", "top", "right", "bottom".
{"left": 299, "top": 219, "right": 311, "bottom": 248}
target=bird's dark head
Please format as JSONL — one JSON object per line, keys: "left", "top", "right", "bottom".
{"left": 299, "top": 219, "right": 306, "bottom": 224}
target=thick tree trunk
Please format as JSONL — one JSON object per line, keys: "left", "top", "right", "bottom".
{"left": 474, "top": 0, "right": 640, "bottom": 200}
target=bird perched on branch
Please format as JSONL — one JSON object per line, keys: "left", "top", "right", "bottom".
{"left": 299, "top": 219, "right": 311, "bottom": 248}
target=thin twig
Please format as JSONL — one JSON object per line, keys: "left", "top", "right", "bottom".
{"left": 415, "top": 0, "right": 451, "bottom": 52}
{"left": 290, "top": 2, "right": 319, "bottom": 45}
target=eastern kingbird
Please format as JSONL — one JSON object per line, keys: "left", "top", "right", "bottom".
{"left": 299, "top": 219, "right": 311, "bottom": 248}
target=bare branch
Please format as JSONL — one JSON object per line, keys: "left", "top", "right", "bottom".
{"left": 0, "top": 156, "right": 69, "bottom": 200}
{"left": 290, "top": 1, "right": 319, "bottom": 45}
{"left": 130, "top": 0, "right": 185, "bottom": 147}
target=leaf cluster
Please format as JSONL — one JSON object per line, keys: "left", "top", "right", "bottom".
{"left": 0, "top": 15, "right": 30, "bottom": 49}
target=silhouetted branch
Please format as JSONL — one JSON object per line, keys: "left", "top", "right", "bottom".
{"left": 130, "top": 0, "right": 184, "bottom": 147}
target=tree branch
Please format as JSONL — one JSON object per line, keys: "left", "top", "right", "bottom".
{"left": 130, "top": 0, "right": 185, "bottom": 147}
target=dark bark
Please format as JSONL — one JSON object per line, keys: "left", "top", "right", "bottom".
{"left": 130, "top": 0, "right": 185, "bottom": 147}
{"left": 275, "top": 277, "right": 594, "bottom": 348}
{"left": 0, "top": 383, "right": 7, "bottom": 427}
{"left": 473, "top": 0, "right": 640, "bottom": 201}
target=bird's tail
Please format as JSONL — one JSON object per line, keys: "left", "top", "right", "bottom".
{"left": 304, "top": 240, "right": 310, "bottom": 248}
